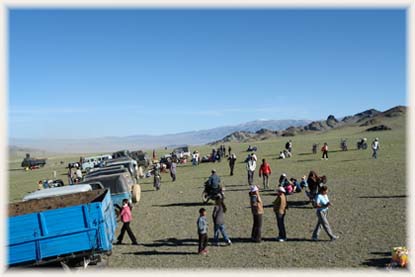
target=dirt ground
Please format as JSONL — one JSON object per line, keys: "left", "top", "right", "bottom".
{"left": 8, "top": 117, "right": 407, "bottom": 270}
{"left": 105, "top": 124, "right": 406, "bottom": 269}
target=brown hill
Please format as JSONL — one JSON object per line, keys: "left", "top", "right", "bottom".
{"left": 209, "top": 106, "right": 406, "bottom": 145}
{"left": 382, "top": 105, "right": 406, "bottom": 117}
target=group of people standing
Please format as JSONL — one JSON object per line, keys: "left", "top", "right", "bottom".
{"left": 248, "top": 171, "right": 338, "bottom": 244}
{"left": 67, "top": 163, "right": 83, "bottom": 184}
{"left": 210, "top": 145, "right": 228, "bottom": 162}
{"left": 196, "top": 163, "right": 339, "bottom": 254}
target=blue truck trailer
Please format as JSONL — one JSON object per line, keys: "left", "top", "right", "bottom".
{"left": 7, "top": 188, "right": 117, "bottom": 267}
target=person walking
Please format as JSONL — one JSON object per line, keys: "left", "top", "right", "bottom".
{"left": 371, "top": 138, "right": 380, "bottom": 159}
{"left": 228, "top": 153, "right": 237, "bottom": 176}
{"left": 153, "top": 162, "right": 161, "bottom": 190}
{"left": 321, "top": 142, "right": 329, "bottom": 160}
{"left": 197, "top": 208, "right": 208, "bottom": 254}
{"left": 258, "top": 158, "right": 272, "bottom": 190}
{"left": 75, "top": 167, "right": 83, "bottom": 182}
{"left": 192, "top": 151, "right": 198, "bottom": 166}
{"left": 311, "top": 186, "right": 338, "bottom": 241}
{"left": 246, "top": 153, "right": 257, "bottom": 186}
{"left": 170, "top": 160, "right": 177, "bottom": 182}
{"left": 228, "top": 146, "right": 232, "bottom": 156}
{"left": 67, "top": 167, "right": 73, "bottom": 184}
{"left": 115, "top": 199, "right": 138, "bottom": 245}
{"left": 212, "top": 198, "right": 232, "bottom": 246}
{"left": 249, "top": 185, "right": 264, "bottom": 242}
{"left": 273, "top": 187, "right": 287, "bottom": 242}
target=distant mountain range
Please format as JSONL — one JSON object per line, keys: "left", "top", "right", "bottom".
{"left": 9, "top": 119, "right": 311, "bottom": 154}
{"left": 9, "top": 106, "right": 406, "bottom": 154}
{"left": 209, "top": 106, "right": 406, "bottom": 145}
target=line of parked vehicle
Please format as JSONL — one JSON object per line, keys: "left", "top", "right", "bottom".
{"left": 8, "top": 146, "right": 195, "bottom": 268}
{"left": 8, "top": 149, "right": 155, "bottom": 268}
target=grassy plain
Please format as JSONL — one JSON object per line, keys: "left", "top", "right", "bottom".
{"left": 8, "top": 116, "right": 407, "bottom": 269}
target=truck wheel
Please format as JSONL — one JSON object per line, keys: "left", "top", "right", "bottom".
{"left": 132, "top": 184, "right": 141, "bottom": 203}
{"left": 88, "top": 254, "right": 102, "bottom": 266}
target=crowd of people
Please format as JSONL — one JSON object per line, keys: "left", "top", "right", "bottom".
{"left": 195, "top": 167, "right": 338, "bottom": 254}
{"left": 111, "top": 138, "right": 380, "bottom": 255}
{"left": 192, "top": 137, "right": 381, "bottom": 254}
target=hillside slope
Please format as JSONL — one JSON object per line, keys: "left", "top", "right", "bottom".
{"left": 209, "top": 106, "right": 406, "bottom": 145}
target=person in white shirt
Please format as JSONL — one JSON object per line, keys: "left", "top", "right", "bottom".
{"left": 371, "top": 138, "right": 380, "bottom": 159}
{"left": 246, "top": 153, "right": 257, "bottom": 186}
{"left": 75, "top": 167, "right": 83, "bottom": 183}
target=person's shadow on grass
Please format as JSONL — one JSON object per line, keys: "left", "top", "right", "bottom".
{"left": 123, "top": 250, "right": 197, "bottom": 256}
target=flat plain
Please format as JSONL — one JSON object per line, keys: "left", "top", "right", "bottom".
{"left": 8, "top": 115, "right": 406, "bottom": 269}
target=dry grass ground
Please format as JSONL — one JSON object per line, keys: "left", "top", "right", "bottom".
{"left": 8, "top": 116, "right": 407, "bottom": 269}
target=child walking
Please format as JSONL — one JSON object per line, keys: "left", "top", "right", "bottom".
{"left": 212, "top": 198, "right": 232, "bottom": 246}
{"left": 115, "top": 199, "right": 138, "bottom": 245}
{"left": 197, "top": 208, "right": 208, "bottom": 254}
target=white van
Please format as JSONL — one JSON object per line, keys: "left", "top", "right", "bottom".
{"left": 82, "top": 154, "right": 112, "bottom": 171}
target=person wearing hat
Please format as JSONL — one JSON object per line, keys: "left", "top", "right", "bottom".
{"left": 278, "top": 173, "right": 290, "bottom": 192}
{"left": 371, "top": 138, "right": 380, "bottom": 159}
{"left": 249, "top": 185, "right": 264, "bottom": 242}
{"left": 273, "top": 187, "right": 287, "bottom": 242}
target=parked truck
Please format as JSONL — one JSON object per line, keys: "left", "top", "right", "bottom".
{"left": 7, "top": 188, "right": 117, "bottom": 267}
{"left": 21, "top": 153, "right": 47, "bottom": 169}
{"left": 130, "top": 150, "right": 151, "bottom": 168}
{"left": 82, "top": 172, "right": 141, "bottom": 211}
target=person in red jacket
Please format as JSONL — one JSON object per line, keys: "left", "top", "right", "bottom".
{"left": 259, "top": 159, "right": 272, "bottom": 190}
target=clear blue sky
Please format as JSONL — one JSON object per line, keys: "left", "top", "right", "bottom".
{"left": 9, "top": 9, "right": 406, "bottom": 139}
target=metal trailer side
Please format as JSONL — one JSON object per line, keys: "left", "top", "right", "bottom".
{"left": 7, "top": 189, "right": 117, "bottom": 267}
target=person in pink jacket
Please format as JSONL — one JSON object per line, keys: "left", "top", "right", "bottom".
{"left": 258, "top": 159, "right": 272, "bottom": 190}
{"left": 115, "top": 199, "right": 138, "bottom": 245}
